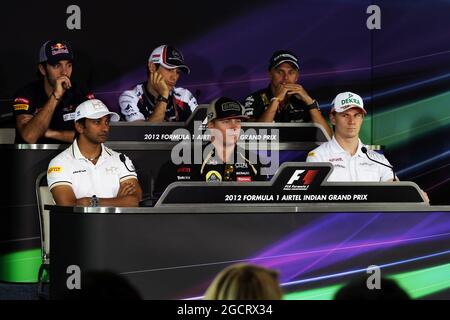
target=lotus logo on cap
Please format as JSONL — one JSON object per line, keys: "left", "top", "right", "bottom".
{"left": 221, "top": 102, "right": 241, "bottom": 112}
{"left": 269, "top": 50, "right": 300, "bottom": 70}
{"left": 275, "top": 53, "right": 298, "bottom": 62}
{"left": 207, "top": 97, "right": 247, "bottom": 122}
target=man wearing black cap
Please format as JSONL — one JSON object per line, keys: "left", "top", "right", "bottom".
{"left": 12, "top": 40, "right": 94, "bottom": 144}
{"left": 119, "top": 45, "right": 198, "bottom": 123}
{"left": 154, "top": 97, "right": 265, "bottom": 196}
{"left": 244, "top": 50, "right": 332, "bottom": 137}
{"left": 201, "top": 97, "right": 263, "bottom": 182}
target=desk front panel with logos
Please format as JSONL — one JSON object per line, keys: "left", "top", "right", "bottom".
{"left": 48, "top": 164, "right": 450, "bottom": 299}
{"left": 49, "top": 206, "right": 450, "bottom": 300}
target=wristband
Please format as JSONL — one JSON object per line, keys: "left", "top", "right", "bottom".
{"left": 52, "top": 92, "right": 61, "bottom": 101}
{"left": 270, "top": 97, "right": 280, "bottom": 103}
{"left": 307, "top": 100, "right": 320, "bottom": 111}
{"left": 157, "top": 95, "right": 169, "bottom": 104}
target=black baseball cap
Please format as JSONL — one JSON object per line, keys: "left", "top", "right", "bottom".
{"left": 207, "top": 97, "right": 248, "bottom": 122}
{"left": 149, "top": 45, "right": 190, "bottom": 74}
{"left": 268, "top": 50, "right": 299, "bottom": 70}
{"left": 39, "top": 40, "right": 74, "bottom": 65}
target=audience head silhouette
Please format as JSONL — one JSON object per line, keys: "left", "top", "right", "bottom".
{"left": 204, "top": 263, "right": 282, "bottom": 300}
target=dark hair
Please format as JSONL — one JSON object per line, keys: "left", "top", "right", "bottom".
{"left": 146, "top": 63, "right": 160, "bottom": 78}
{"left": 330, "top": 111, "right": 336, "bottom": 132}
{"left": 36, "top": 62, "right": 47, "bottom": 79}
{"left": 74, "top": 118, "right": 86, "bottom": 141}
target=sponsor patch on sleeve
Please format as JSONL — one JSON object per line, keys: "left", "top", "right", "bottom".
{"left": 13, "top": 104, "right": 29, "bottom": 111}
{"left": 14, "top": 97, "right": 30, "bottom": 104}
{"left": 48, "top": 166, "right": 62, "bottom": 174}
{"left": 244, "top": 96, "right": 254, "bottom": 107}
{"left": 13, "top": 97, "right": 30, "bottom": 111}
{"left": 261, "top": 93, "right": 270, "bottom": 105}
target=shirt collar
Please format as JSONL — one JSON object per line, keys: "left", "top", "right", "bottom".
{"left": 72, "top": 139, "right": 108, "bottom": 161}
{"left": 330, "top": 136, "right": 365, "bottom": 157}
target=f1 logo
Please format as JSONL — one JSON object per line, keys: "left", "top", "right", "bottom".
{"left": 287, "top": 170, "right": 305, "bottom": 185}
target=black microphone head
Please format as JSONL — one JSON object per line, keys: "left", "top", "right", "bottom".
{"left": 361, "top": 146, "right": 368, "bottom": 154}
{"left": 119, "top": 153, "right": 126, "bottom": 163}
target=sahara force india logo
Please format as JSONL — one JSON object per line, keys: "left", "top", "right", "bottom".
{"left": 283, "top": 169, "right": 319, "bottom": 191}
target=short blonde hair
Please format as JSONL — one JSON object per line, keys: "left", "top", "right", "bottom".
{"left": 204, "top": 263, "right": 282, "bottom": 300}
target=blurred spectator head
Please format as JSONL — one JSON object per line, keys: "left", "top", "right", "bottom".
{"left": 204, "top": 263, "right": 282, "bottom": 300}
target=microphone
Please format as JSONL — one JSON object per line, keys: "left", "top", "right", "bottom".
{"left": 119, "top": 153, "right": 136, "bottom": 172}
{"left": 361, "top": 147, "right": 396, "bottom": 181}
{"left": 119, "top": 155, "right": 155, "bottom": 207}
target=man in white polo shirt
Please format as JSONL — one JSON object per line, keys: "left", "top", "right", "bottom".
{"left": 306, "top": 92, "right": 395, "bottom": 182}
{"left": 47, "top": 99, "right": 142, "bottom": 207}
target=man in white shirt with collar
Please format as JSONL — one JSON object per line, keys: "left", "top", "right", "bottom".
{"left": 47, "top": 99, "right": 142, "bottom": 207}
{"left": 306, "top": 92, "right": 395, "bottom": 182}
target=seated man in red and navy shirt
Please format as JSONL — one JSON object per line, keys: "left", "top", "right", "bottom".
{"left": 12, "top": 40, "right": 94, "bottom": 144}
{"left": 119, "top": 45, "right": 198, "bottom": 123}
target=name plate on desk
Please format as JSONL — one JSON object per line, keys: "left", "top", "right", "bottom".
{"left": 156, "top": 163, "right": 426, "bottom": 206}
{"left": 108, "top": 106, "right": 330, "bottom": 144}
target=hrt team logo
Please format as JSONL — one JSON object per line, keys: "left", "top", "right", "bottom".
{"left": 284, "top": 169, "right": 319, "bottom": 191}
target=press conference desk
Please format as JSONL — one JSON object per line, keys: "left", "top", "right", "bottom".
{"left": 49, "top": 204, "right": 450, "bottom": 300}
{"left": 48, "top": 164, "right": 450, "bottom": 299}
